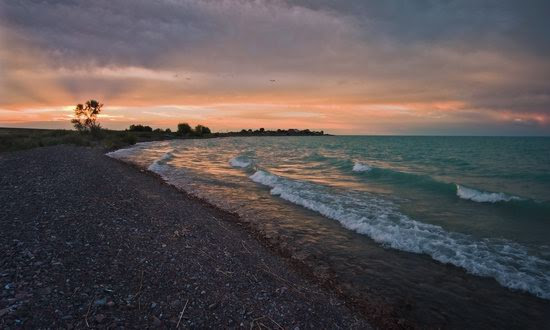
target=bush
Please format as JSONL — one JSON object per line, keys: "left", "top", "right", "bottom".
{"left": 129, "top": 124, "right": 153, "bottom": 132}
{"left": 103, "top": 132, "right": 136, "bottom": 150}
{"left": 177, "top": 123, "right": 192, "bottom": 136}
{"left": 194, "top": 124, "right": 211, "bottom": 136}
{"left": 121, "top": 133, "right": 137, "bottom": 145}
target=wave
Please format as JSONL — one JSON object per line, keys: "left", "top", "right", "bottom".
{"left": 229, "top": 156, "right": 253, "bottom": 168}
{"left": 352, "top": 162, "right": 372, "bottom": 172}
{"left": 249, "top": 170, "right": 550, "bottom": 300}
{"left": 147, "top": 151, "right": 174, "bottom": 175}
{"left": 105, "top": 143, "right": 148, "bottom": 159}
{"left": 350, "top": 163, "right": 527, "bottom": 205}
{"left": 456, "top": 185, "right": 521, "bottom": 203}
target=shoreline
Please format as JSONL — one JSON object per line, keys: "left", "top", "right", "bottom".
{"left": 0, "top": 145, "right": 373, "bottom": 329}
{"left": 3, "top": 144, "right": 549, "bottom": 328}
{"left": 107, "top": 139, "right": 550, "bottom": 329}
{"left": 109, "top": 154, "right": 406, "bottom": 328}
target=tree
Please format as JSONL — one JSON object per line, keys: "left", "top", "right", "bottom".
{"left": 129, "top": 124, "right": 153, "bottom": 132}
{"left": 71, "top": 100, "right": 103, "bottom": 135}
{"left": 177, "top": 123, "right": 193, "bottom": 136}
{"left": 194, "top": 124, "right": 211, "bottom": 136}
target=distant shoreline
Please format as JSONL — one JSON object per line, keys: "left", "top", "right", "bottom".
{"left": 0, "top": 127, "right": 330, "bottom": 153}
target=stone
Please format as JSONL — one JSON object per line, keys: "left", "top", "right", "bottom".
{"left": 94, "top": 298, "right": 107, "bottom": 306}
{"left": 152, "top": 316, "right": 162, "bottom": 327}
{"left": 95, "top": 313, "right": 106, "bottom": 323}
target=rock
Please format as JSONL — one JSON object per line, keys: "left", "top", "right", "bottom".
{"left": 152, "top": 316, "right": 162, "bottom": 327}
{"left": 94, "top": 297, "right": 107, "bottom": 306}
{"left": 37, "top": 287, "right": 52, "bottom": 295}
{"left": 95, "top": 313, "right": 106, "bottom": 323}
{"left": 170, "top": 299, "right": 181, "bottom": 308}
{"left": 14, "top": 292, "right": 30, "bottom": 300}
{"left": 0, "top": 307, "right": 11, "bottom": 317}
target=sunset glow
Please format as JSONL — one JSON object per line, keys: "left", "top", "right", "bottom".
{"left": 1, "top": 1, "right": 549, "bottom": 135}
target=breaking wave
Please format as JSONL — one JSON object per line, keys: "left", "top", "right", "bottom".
{"left": 147, "top": 152, "right": 174, "bottom": 175}
{"left": 352, "top": 162, "right": 372, "bottom": 172}
{"left": 229, "top": 156, "right": 253, "bottom": 168}
{"left": 249, "top": 169, "right": 550, "bottom": 299}
{"left": 456, "top": 185, "right": 521, "bottom": 203}
{"left": 350, "top": 164, "right": 526, "bottom": 205}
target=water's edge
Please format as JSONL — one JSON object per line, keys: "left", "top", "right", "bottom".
{"left": 105, "top": 153, "right": 409, "bottom": 328}
{"left": 105, "top": 137, "right": 550, "bottom": 329}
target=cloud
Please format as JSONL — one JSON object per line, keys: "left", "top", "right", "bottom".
{"left": 0, "top": 0, "right": 549, "bottom": 134}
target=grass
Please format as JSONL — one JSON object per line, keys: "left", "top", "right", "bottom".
{"left": 0, "top": 127, "right": 177, "bottom": 153}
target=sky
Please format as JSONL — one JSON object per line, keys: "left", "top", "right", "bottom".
{"left": 0, "top": 0, "right": 549, "bottom": 135}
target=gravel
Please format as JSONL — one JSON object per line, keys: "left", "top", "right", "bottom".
{"left": 0, "top": 145, "right": 372, "bottom": 329}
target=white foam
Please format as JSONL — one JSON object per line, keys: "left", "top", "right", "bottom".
{"left": 106, "top": 142, "right": 162, "bottom": 160}
{"left": 147, "top": 152, "right": 174, "bottom": 175}
{"left": 229, "top": 156, "right": 252, "bottom": 168}
{"left": 456, "top": 184, "right": 520, "bottom": 203}
{"left": 352, "top": 162, "right": 372, "bottom": 172}
{"left": 105, "top": 146, "right": 140, "bottom": 159}
{"left": 250, "top": 170, "right": 550, "bottom": 300}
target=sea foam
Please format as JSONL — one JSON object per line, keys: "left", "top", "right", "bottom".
{"left": 229, "top": 156, "right": 252, "bottom": 168}
{"left": 352, "top": 162, "right": 372, "bottom": 172}
{"left": 456, "top": 184, "right": 520, "bottom": 203}
{"left": 147, "top": 152, "right": 174, "bottom": 175}
{"left": 250, "top": 170, "right": 550, "bottom": 299}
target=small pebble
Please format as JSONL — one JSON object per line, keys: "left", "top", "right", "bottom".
{"left": 95, "top": 314, "right": 106, "bottom": 323}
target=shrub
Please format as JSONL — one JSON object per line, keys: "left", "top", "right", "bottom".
{"left": 194, "top": 124, "right": 211, "bottom": 136}
{"left": 103, "top": 132, "right": 136, "bottom": 150}
{"left": 177, "top": 123, "right": 192, "bottom": 135}
{"left": 129, "top": 124, "right": 153, "bottom": 132}
{"left": 121, "top": 133, "right": 137, "bottom": 145}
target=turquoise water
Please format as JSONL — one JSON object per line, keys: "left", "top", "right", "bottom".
{"left": 108, "top": 136, "right": 550, "bottom": 326}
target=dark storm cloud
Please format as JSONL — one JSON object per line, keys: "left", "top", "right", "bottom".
{"left": 0, "top": 0, "right": 355, "bottom": 71}
{"left": 290, "top": 0, "right": 550, "bottom": 54}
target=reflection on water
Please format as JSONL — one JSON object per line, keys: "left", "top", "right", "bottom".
{"left": 108, "top": 136, "right": 550, "bottom": 327}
